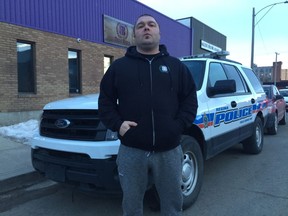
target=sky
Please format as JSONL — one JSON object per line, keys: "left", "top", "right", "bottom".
{"left": 0, "top": 119, "right": 38, "bottom": 145}
{"left": 137, "top": 0, "right": 288, "bottom": 69}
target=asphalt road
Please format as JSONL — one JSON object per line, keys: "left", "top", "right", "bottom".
{"left": 2, "top": 123, "right": 288, "bottom": 216}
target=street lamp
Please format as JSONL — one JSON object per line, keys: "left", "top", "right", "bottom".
{"left": 250, "top": 1, "right": 288, "bottom": 69}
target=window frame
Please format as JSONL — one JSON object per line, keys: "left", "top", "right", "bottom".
{"left": 17, "top": 40, "right": 36, "bottom": 94}
{"left": 223, "top": 63, "right": 249, "bottom": 94}
{"left": 104, "top": 55, "right": 114, "bottom": 74}
{"left": 68, "top": 49, "right": 82, "bottom": 94}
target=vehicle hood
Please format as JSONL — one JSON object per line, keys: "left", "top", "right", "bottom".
{"left": 44, "top": 94, "right": 99, "bottom": 110}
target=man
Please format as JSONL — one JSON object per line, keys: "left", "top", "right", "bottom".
{"left": 98, "top": 14, "right": 198, "bottom": 216}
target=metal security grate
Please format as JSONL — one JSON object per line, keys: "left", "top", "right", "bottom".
{"left": 40, "top": 110, "right": 107, "bottom": 141}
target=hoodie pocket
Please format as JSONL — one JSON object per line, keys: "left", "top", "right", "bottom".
{"left": 121, "top": 116, "right": 152, "bottom": 148}
{"left": 154, "top": 114, "right": 182, "bottom": 146}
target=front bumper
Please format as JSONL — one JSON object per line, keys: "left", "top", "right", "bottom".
{"left": 31, "top": 147, "right": 121, "bottom": 193}
{"left": 31, "top": 132, "right": 120, "bottom": 159}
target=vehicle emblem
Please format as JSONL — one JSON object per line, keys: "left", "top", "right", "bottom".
{"left": 55, "top": 119, "right": 71, "bottom": 128}
{"left": 203, "top": 113, "right": 209, "bottom": 128}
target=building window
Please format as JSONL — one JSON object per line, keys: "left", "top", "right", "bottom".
{"left": 17, "top": 41, "right": 35, "bottom": 93}
{"left": 68, "top": 50, "right": 81, "bottom": 93}
{"left": 104, "top": 55, "right": 113, "bottom": 73}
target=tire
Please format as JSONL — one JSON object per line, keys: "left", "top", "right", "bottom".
{"left": 180, "top": 135, "right": 204, "bottom": 209}
{"left": 242, "top": 116, "right": 264, "bottom": 154}
{"left": 279, "top": 111, "right": 286, "bottom": 125}
{"left": 267, "top": 113, "right": 278, "bottom": 135}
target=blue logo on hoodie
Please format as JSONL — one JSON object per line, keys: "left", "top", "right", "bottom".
{"left": 159, "top": 65, "right": 169, "bottom": 73}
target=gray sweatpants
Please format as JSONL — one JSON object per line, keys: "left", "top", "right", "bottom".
{"left": 116, "top": 144, "right": 183, "bottom": 216}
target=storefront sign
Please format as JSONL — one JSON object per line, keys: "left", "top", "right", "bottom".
{"left": 201, "top": 40, "right": 221, "bottom": 52}
{"left": 103, "top": 15, "right": 134, "bottom": 47}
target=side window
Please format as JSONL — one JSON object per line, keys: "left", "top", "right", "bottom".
{"left": 274, "top": 86, "right": 280, "bottom": 96}
{"left": 242, "top": 67, "right": 264, "bottom": 93}
{"left": 263, "top": 87, "right": 270, "bottom": 98}
{"left": 104, "top": 55, "right": 113, "bottom": 74}
{"left": 17, "top": 41, "right": 36, "bottom": 93}
{"left": 208, "top": 63, "right": 227, "bottom": 87}
{"left": 68, "top": 49, "right": 81, "bottom": 94}
{"left": 223, "top": 64, "right": 248, "bottom": 93}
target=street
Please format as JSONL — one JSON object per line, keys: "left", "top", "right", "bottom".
{"left": 2, "top": 123, "right": 288, "bottom": 216}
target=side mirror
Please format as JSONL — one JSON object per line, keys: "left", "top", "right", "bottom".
{"left": 208, "top": 79, "right": 236, "bottom": 96}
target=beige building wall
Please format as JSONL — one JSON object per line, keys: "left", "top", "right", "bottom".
{"left": 0, "top": 22, "right": 125, "bottom": 125}
{"left": 281, "top": 69, "right": 288, "bottom": 81}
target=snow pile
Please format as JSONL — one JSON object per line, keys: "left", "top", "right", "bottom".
{"left": 0, "top": 119, "right": 38, "bottom": 144}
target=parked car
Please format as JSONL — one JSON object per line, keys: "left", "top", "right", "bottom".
{"left": 279, "top": 89, "right": 288, "bottom": 111}
{"left": 263, "top": 85, "right": 286, "bottom": 135}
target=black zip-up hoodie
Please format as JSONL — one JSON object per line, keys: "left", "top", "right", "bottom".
{"left": 98, "top": 45, "right": 198, "bottom": 152}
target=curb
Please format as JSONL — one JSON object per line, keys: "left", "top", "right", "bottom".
{"left": 0, "top": 171, "right": 60, "bottom": 213}
{"left": 0, "top": 171, "right": 42, "bottom": 194}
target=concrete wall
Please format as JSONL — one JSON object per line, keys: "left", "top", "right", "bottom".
{"left": 0, "top": 110, "right": 42, "bottom": 126}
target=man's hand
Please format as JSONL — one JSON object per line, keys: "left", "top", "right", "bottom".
{"left": 119, "top": 121, "right": 138, "bottom": 136}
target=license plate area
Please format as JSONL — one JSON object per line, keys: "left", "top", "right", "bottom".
{"left": 46, "top": 164, "right": 66, "bottom": 182}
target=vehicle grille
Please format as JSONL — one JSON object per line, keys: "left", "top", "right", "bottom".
{"left": 40, "top": 110, "right": 107, "bottom": 141}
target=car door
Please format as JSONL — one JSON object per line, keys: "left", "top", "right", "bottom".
{"left": 206, "top": 62, "right": 242, "bottom": 155}
{"left": 223, "top": 64, "right": 259, "bottom": 141}
{"left": 273, "top": 86, "right": 286, "bottom": 121}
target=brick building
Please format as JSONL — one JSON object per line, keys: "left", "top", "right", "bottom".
{"left": 254, "top": 61, "right": 284, "bottom": 84}
{"left": 0, "top": 0, "right": 226, "bottom": 125}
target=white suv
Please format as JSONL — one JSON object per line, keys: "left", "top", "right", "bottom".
{"left": 31, "top": 51, "right": 268, "bottom": 209}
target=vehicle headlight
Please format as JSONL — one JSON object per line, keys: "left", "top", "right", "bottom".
{"left": 105, "top": 129, "right": 118, "bottom": 141}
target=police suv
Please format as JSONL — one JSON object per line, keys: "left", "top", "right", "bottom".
{"left": 31, "top": 51, "right": 268, "bottom": 209}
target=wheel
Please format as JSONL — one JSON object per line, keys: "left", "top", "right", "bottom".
{"left": 267, "top": 113, "right": 278, "bottom": 135}
{"left": 180, "top": 135, "right": 204, "bottom": 209}
{"left": 279, "top": 111, "right": 286, "bottom": 125}
{"left": 242, "top": 117, "right": 264, "bottom": 154}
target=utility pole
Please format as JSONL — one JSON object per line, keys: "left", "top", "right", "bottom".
{"left": 250, "top": 1, "right": 288, "bottom": 69}
{"left": 274, "top": 52, "right": 279, "bottom": 86}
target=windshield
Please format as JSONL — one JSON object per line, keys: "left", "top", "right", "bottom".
{"left": 182, "top": 60, "right": 206, "bottom": 91}
{"left": 263, "top": 86, "right": 271, "bottom": 99}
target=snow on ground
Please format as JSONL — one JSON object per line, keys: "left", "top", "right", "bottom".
{"left": 0, "top": 119, "right": 38, "bottom": 144}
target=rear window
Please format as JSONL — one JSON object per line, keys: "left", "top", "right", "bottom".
{"left": 242, "top": 67, "right": 264, "bottom": 93}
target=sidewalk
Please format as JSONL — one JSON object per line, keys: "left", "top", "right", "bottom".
{"left": 0, "top": 136, "right": 60, "bottom": 212}
{"left": 0, "top": 135, "right": 43, "bottom": 195}
{"left": 0, "top": 136, "right": 34, "bottom": 182}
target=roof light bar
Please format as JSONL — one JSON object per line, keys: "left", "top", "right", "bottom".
{"left": 181, "top": 50, "right": 230, "bottom": 60}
